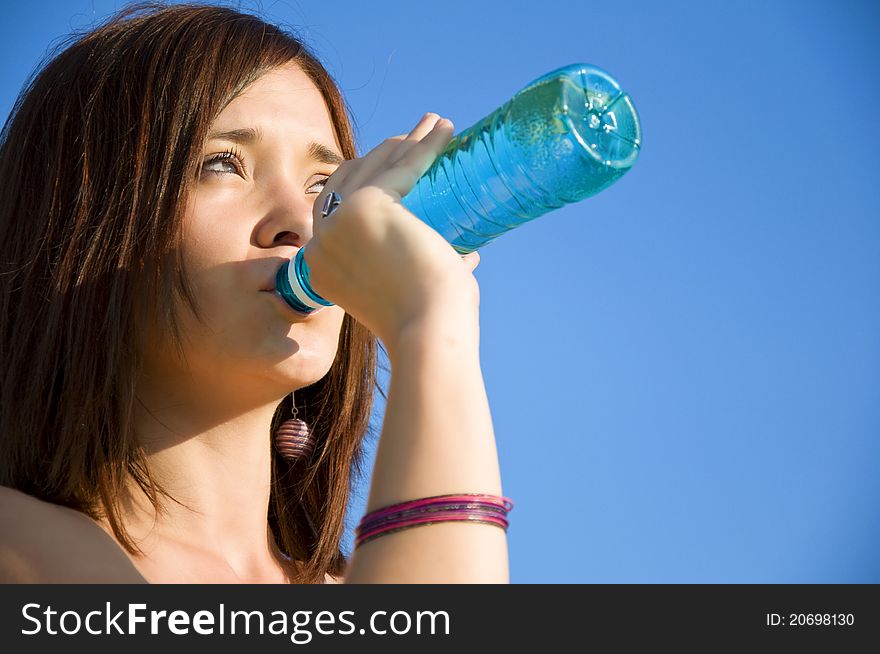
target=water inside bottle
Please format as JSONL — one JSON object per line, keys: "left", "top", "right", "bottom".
{"left": 403, "top": 63, "right": 641, "bottom": 253}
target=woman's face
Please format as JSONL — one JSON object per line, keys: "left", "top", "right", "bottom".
{"left": 153, "top": 62, "right": 347, "bottom": 394}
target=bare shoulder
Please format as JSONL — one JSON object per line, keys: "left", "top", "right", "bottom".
{"left": 0, "top": 485, "right": 146, "bottom": 583}
{"left": 323, "top": 572, "right": 345, "bottom": 584}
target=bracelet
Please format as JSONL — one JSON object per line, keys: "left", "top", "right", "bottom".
{"left": 356, "top": 501, "right": 510, "bottom": 534}
{"left": 354, "top": 493, "right": 514, "bottom": 548}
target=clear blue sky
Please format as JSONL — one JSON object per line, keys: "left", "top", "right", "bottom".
{"left": 3, "top": 1, "right": 878, "bottom": 582}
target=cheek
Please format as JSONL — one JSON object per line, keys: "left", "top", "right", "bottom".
{"left": 181, "top": 216, "right": 254, "bottom": 313}
{"left": 176, "top": 242, "right": 264, "bottom": 354}
{"left": 184, "top": 231, "right": 243, "bottom": 277}
{"left": 183, "top": 189, "right": 252, "bottom": 270}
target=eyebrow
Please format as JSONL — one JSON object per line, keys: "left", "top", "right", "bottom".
{"left": 207, "top": 126, "right": 345, "bottom": 166}
{"left": 307, "top": 142, "right": 346, "bottom": 166}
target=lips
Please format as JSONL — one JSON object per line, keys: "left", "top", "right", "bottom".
{"left": 257, "top": 257, "right": 323, "bottom": 318}
{"left": 263, "top": 289, "right": 316, "bottom": 319}
{"left": 259, "top": 271, "right": 279, "bottom": 293}
{"left": 259, "top": 257, "right": 294, "bottom": 294}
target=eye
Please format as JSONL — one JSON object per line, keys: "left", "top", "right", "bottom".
{"left": 307, "top": 177, "right": 331, "bottom": 194}
{"left": 201, "top": 148, "right": 245, "bottom": 178}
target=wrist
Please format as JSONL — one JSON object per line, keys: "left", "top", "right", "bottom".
{"left": 386, "top": 307, "right": 480, "bottom": 366}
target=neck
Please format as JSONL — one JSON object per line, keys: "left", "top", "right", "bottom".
{"left": 120, "top": 364, "right": 295, "bottom": 578}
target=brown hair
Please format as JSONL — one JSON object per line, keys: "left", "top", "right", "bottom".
{"left": 0, "top": 2, "right": 382, "bottom": 584}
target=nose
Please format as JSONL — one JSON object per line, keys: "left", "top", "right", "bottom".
{"left": 253, "top": 180, "right": 316, "bottom": 250}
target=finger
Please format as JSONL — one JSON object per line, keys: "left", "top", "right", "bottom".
{"left": 384, "top": 112, "right": 444, "bottom": 167}
{"left": 399, "top": 112, "right": 444, "bottom": 144}
{"left": 342, "top": 113, "right": 442, "bottom": 191}
{"left": 312, "top": 159, "right": 354, "bottom": 223}
{"left": 370, "top": 118, "right": 455, "bottom": 198}
{"left": 409, "top": 112, "right": 443, "bottom": 135}
{"left": 461, "top": 251, "right": 480, "bottom": 272}
{"left": 311, "top": 125, "right": 413, "bottom": 221}
{"left": 337, "top": 135, "right": 407, "bottom": 192}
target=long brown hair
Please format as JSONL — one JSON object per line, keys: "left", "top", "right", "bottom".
{"left": 0, "top": 2, "right": 382, "bottom": 584}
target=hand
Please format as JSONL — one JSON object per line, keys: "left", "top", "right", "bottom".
{"left": 302, "top": 113, "right": 481, "bottom": 347}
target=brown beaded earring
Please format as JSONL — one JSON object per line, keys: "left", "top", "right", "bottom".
{"left": 274, "top": 391, "right": 316, "bottom": 462}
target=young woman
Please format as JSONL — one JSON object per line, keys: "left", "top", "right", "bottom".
{"left": 0, "top": 3, "right": 508, "bottom": 584}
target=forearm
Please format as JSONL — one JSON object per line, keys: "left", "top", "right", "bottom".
{"left": 344, "top": 315, "right": 507, "bottom": 583}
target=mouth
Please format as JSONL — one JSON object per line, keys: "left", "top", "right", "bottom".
{"left": 262, "top": 289, "right": 318, "bottom": 320}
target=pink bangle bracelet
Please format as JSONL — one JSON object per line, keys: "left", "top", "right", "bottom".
{"left": 355, "top": 513, "right": 509, "bottom": 547}
{"left": 361, "top": 494, "right": 514, "bottom": 521}
{"left": 357, "top": 503, "right": 509, "bottom": 534}
{"left": 353, "top": 493, "right": 514, "bottom": 549}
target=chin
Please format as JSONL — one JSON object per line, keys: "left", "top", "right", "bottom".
{"left": 265, "top": 348, "right": 337, "bottom": 389}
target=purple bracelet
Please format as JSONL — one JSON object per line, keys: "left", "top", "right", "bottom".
{"left": 356, "top": 514, "right": 509, "bottom": 547}
{"left": 356, "top": 502, "right": 510, "bottom": 534}
{"left": 361, "top": 494, "right": 514, "bottom": 521}
{"left": 353, "top": 493, "right": 514, "bottom": 549}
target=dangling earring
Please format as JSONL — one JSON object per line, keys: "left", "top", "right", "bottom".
{"left": 274, "top": 391, "right": 316, "bottom": 462}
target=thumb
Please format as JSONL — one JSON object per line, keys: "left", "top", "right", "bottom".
{"left": 460, "top": 251, "right": 481, "bottom": 273}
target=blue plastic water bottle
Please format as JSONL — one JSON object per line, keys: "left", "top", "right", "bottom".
{"left": 276, "top": 62, "right": 641, "bottom": 315}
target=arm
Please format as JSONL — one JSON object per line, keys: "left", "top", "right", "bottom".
{"left": 304, "top": 114, "right": 506, "bottom": 582}
{"left": 343, "top": 309, "right": 507, "bottom": 583}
